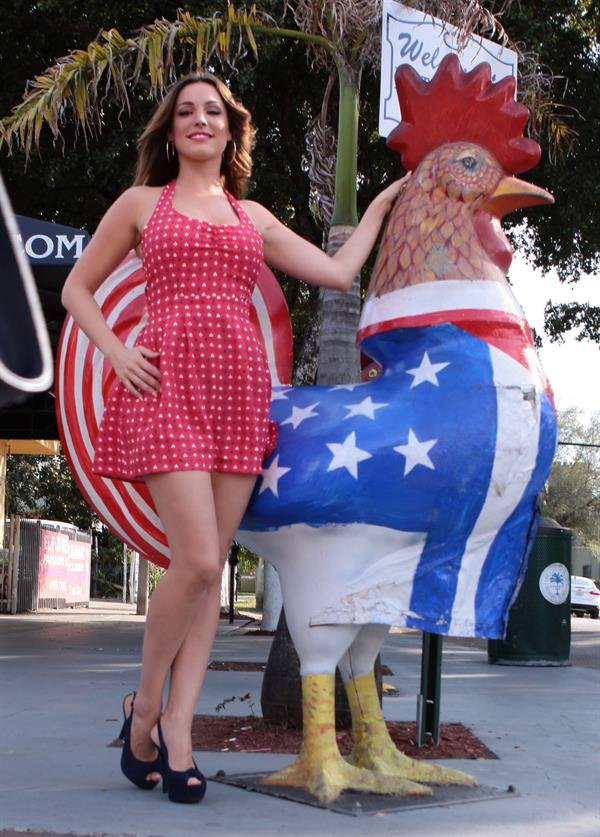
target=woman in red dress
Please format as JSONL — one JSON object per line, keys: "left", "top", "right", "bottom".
{"left": 62, "top": 73, "right": 408, "bottom": 804}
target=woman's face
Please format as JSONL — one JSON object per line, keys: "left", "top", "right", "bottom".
{"left": 169, "top": 81, "right": 231, "bottom": 162}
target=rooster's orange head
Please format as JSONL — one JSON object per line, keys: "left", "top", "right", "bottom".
{"left": 368, "top": 55, "right": 553, "bottom": 298}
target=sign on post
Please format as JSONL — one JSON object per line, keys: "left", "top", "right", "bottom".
{"left": 379, "top": 1, "right": 518, "bottom": 137}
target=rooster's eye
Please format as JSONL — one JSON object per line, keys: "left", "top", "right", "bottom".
{"left": 460, "top": 156, "right": 478, "bottom": 171}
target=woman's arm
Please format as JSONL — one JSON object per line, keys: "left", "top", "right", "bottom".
{"left": 61, "top": 187, "right": 161, "bottom": 398}
{"left": 243, "top": 175, "right": 410, "bottom": 291}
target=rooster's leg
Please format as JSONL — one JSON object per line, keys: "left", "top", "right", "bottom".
{"left": 344, "top": 669, "right": 477, "bottom": 786}
{"left": 260, "top": 673, "right": 432, "bottom": 804}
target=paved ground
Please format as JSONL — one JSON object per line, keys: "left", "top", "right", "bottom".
{"left": 568, "top": 616, "right": 600, "bottom": 669}
{"left": 443, "top": 613, "right": 600, "bottom": 670}
{"left": 0, "top": 602, "right": 598, "bottom": 837}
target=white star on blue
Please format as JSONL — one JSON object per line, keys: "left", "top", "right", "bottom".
{"left": 281, "top": 402, "right": 320, "bottom": 430}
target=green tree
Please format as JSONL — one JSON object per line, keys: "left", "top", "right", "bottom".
{"left": 504, "top": 0, "right": 600, "bottom": 342}
{"left": 541, "top": 409, "right": 600, "bottom": 553}
{"left": 6, "top": 453, "right": 95, "bottom": 527}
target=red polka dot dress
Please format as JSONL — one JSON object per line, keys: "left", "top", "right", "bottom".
{"left": 93, "top": 181, "right": 273, "bottom": 481}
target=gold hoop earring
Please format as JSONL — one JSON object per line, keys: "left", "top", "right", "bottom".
{"left": 165, "top": 140, "right": 175, "bottom": 161}
{"left": 223, "top": 140, "right": 237, "bottom": 166}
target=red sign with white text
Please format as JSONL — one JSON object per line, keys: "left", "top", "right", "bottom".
{"left": 38, "top": 529, "right": 91, "bottom": 603}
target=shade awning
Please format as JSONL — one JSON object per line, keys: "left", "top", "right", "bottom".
{"left": 0, "top": 439, "right": 61, "bottom": 455}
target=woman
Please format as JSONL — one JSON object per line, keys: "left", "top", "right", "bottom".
{"left": 61, "top": 72, "right": 409, "bottom": 804}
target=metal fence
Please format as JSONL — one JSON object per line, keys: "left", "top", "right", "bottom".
{"left": 17, "top": 518, "right": 41, "bottom": 611}
{"left": 0, "top": 516, "right": 20, "bottom": 613}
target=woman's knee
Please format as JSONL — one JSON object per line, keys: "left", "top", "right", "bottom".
{"left": 169, "top": 554, "right": 222, "bottom": 596}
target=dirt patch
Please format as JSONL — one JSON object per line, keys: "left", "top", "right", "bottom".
{"left": 208, "top": 661, "right": 394, "bottom": 675}
{"left": 209, "top": 661, "right": 267, "bottom": 672}
{"left": 191, "top": 715, "right": 497, "bottom": 759}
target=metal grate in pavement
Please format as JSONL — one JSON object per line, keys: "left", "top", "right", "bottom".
{"left": 210, "top": 771, "right": 518, "bottom": 816}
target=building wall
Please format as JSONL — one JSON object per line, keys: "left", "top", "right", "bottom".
{"left": 571, "top": 542, "right": 600, "bottom": 580}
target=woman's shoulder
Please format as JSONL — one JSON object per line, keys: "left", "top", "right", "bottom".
{"left": 122, "top": 184, "right": 166, "bottom": 205}
{"left": 108, "top": 184, "right": 162, "bottom": 213}
{"left": 109, "top": 185, "right": 169, "bottom": 232}
{"left": 238, "top": 198, "right": 267, "bottom": 214}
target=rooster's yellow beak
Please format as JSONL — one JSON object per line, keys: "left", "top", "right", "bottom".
{"left": 481, "top": 175, "right": 554, "bottom": 218}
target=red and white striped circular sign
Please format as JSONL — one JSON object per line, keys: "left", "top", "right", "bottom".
{"left": 56, "top": 252, "right": 293, "bottom": 567}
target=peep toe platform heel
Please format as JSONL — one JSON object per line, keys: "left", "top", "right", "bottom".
{"left": 119, "top": 692, "right": 162, "bottom": 790}
{"left": 156, "top": 718, "right": 206, "bottom": 804}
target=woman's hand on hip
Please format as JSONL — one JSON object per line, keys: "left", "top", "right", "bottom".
{"left": 107, "top": 344, "right": 161, "bottom": 399}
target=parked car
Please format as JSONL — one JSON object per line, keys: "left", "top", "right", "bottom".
{"left": 570, "top": 576, "right": 600, "bottom": 619}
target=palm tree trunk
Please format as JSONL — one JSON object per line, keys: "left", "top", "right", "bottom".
{"left": 317, "top": 233, "right": 362, "bottom": 386}
{"left": 316, "top": 69, "right": 362, "bottom": 386}
{"left": 292, "top": 287, "right": 323, "bottom": 386}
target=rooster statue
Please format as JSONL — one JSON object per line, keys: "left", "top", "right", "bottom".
{"left": 237, "top": 55, "right": 557, "bottom": 802}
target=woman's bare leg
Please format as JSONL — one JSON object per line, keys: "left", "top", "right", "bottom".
{"left": 126, "top": 470, "right": 222, "bottom": 781}
{"left": 157, "top": 472, "right": 257, "bottom": 779}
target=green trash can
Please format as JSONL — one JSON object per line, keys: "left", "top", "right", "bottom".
{"left": 488, "top": 518, "right": 571, "bottom": 666}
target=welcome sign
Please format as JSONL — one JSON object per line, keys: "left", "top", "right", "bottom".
{"left": 379, "top": 1, "right": 518, "bottom": 137}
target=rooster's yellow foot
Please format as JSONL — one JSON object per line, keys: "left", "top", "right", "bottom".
{"left": 348, "top": 744, "right": 477, "bottom": 787}
{"left": 260, "top": 753, "right": 433, "bottom": 804}
{"left": 344, "top": 672, "right": 477, "bottom": 788}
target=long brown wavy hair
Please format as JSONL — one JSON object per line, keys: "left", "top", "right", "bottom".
{"left": 133, "top": 73, "right": 255, "bottom": 198}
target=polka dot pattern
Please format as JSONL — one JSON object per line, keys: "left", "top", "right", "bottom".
{"left": 93, "top": 181, "right": 272, "bottom": 480}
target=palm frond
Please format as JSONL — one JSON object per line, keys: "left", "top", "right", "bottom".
{"left": 292, "top": 0, "right": 382, "bottom": 81}
{"left": 404, "top": 0, "right": 517, "bottom": 50}
{"left": 0, "top": 6, "right": 274, "bottom": 155}
{"left": 518, "top": 52, "right": 579, "bottom": 163}
{"left": 527, "top": 99, "right": 578, "bottom": 165}
{"left": 133, "top": 6, "right": 273, "bottom": 94}
{"left": 1, "top": 29, "right": 137, "bottom": 156}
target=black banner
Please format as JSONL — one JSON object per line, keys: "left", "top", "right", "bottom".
{"left": 15, "top": 215, "right": 90, "bottom": 266}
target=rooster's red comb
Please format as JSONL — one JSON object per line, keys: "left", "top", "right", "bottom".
{"left": 388, "top": 54, "right": 540, "bottom": 174}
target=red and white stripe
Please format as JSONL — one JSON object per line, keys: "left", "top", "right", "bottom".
{"left": 358, "top": 279, "right": 552, "bottom": 399}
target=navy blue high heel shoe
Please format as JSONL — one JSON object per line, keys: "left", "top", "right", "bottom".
{"left": 119, "top": 692, "right": 162, "bottom": 790}
{"left": 156, "top": 718, "right": 206, "bottom": 804}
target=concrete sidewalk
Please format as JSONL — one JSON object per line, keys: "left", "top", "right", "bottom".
{"left": 0, "top": 602, "right": 598, "bottom": 837}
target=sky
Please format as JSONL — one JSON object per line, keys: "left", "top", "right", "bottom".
{"left": 508, "top": 253, "right": 600, "bottom": 420}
